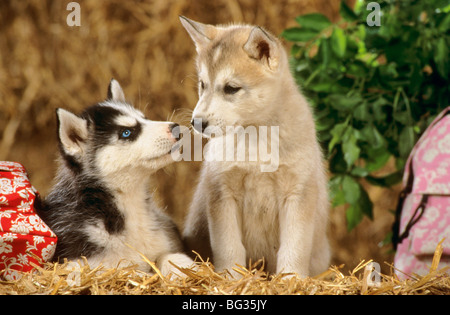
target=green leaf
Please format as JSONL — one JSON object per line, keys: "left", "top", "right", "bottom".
{"left": 347, "top": 60, "right": 369, "bottom": 76}
{"left": 360, "top": 125, "right": 386, "bottom": 149}
{"left": 398, "top": 126, "right": 416, "bottom": 158}
{"left": 331, "top": 27, "right": 347, "bottom": 57}
{"left": 393, "top": 110, "right": 412, "bottom": 125}
{"left": 328, "top": 121, "right": 349, "bottom": 152}
{"left": 350, "top": 166, "right": 369, "bottom": 177}
{"left": 282, "top": 27, "right": 318, "bottom": 42}
{"left": 328, "top": 94, "right": 362, "bottom": 111}
{"left": 441, "top": 2, "right": 450, "bottom": 13}
{"left": 329, "top": 175, "right": 346, "bottom": 207}
{"left": 309, "top": 82, "right": 336, "bottom": 93}
{"left": 345, "top": 181, "right": 373, "bottom": 231}
{"left": 319, "top": 38, "right": 331, "bottom": 67}
{"left": 314, "top": 107, "right": 331, "bottom": 120}
{"left": 342, "top": 175, "right": 360, "bottom": 205}
{"left": 316, "top": 117, "right": 335, "bottom": 132}
{"left": 295, "top": 13, "right": 332, "bottom": 32}
{"left": 353, "top": 102, "right": 372, "bottom": 122}
{"left": 366, "top": 171, "right": 403, "bottom": 187}
{"left": 340, "top": 1, "right": 358, "bottom": 21}
{"left": 346, "top": 204, "right": 364, "bottom": 231}
{"left": 438, "top": 13, "right": 450, "bottom": 32}
{"left": 371, "top": 99, "right": 388, "bottom": 122}
{"left": 434, "top": 38, "right": 448, "bottom": 78}
{"left": 365, "top": 147, "right": 391, "bottom": 172}
{"left": 342, "top": 131, "right": 360, "bottom": 168}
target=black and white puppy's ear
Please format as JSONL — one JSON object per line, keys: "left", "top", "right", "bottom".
{"left": 56, "top": 108, "right": 88, "bottom": 158}
{"left": 243, "top": 27, "right": 280, "bottom": 71}
{"left": 107, "top": 78, "right": 126, "bottom": 102}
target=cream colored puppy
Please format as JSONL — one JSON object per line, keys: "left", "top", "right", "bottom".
{"left": 180, "top": 17, "right": 330, "bottom": 278}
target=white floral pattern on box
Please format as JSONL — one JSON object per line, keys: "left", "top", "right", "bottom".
{"left": 0, "top": 162, "right": 57, "bottom": 281}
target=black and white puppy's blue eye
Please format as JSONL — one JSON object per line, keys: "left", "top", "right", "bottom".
{"left": 120, "top": 129, "right": 132, "bottom": 139}
{"left": 118, "top": 123, "right": 141, "bottom": 141}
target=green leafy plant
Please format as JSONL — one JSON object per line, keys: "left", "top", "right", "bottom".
{"left": 282, "top": 0, "right": 449, "bottom": 231}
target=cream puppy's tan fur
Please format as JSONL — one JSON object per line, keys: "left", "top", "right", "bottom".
{"left": 180, "top": 17, "right": 330, "bottom": 277}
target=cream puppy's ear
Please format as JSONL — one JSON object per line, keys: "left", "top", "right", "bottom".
{"left": 56, "top": 108, "right": 88, "bottom": 158}
{"left": 179, "top": 16, "right": 217, "bottom": 52}
{"left": 243, "top": 26, "right": 280, "bottom": 71}
{"left": 107, "top": 78, "right": 126, "bottom": 102}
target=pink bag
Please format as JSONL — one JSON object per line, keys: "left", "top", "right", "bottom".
{"left": 393, "top": 107, "right": 450, "bottom": 279}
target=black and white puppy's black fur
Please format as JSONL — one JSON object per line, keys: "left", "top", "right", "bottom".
{"left": 37, "top": 79, "right": 193, "bottom": 276}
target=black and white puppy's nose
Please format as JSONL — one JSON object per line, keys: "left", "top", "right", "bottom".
{"left": 191, "top": 118, "right": 208, "bottom": 134}
{"left": 169, "top": 123, "right": 181, "bottom": 140}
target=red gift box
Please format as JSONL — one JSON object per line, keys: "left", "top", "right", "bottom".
{"left": 0, "top": 161, "right": 57, "bottom": 280}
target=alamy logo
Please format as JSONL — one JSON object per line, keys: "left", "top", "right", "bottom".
{"left": 64, "top": 2, "right": 381, "bottom": 28}
{"left": 66, "top": 2, "right": 81, "bottom": 27}
{"left": 366, "top": 2, "right": 381, "bottom": 26}
{"left": 66, "top": 261, "right": 82, "bottom": 287}
{"left": 365, "top": 262, "right": 381, "bottom": 287}
{"left": 171, "top": 121, "right": 280, "bottom": 173}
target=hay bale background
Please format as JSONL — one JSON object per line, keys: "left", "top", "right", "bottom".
{"left": 0, "top": 0, "right": 397, "bottom": 275}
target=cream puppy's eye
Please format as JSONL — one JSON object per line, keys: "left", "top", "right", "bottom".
{"left": 199, "top": 80, "right": 205, "bottom": 90}
{"left": 224, "top": 84, "right": 241, "bottom": 95}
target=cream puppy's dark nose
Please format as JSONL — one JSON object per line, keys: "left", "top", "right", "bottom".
{"left": 191, "top": 118, "right": 208, "bottom": 134}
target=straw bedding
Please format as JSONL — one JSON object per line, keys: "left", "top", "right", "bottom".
{"left": 1, "top": 244, "right": 449, "bottom": 295}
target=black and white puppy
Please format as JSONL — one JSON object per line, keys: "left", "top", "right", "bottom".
{"left": 37, "top": 79, "right": 193, "bottom": 276}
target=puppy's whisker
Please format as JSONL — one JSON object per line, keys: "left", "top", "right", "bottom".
{"left": 143, "top": 102, "right": 150, "bottom": 114}
{"left": 171, "top": 108, "right": 194, "bottom": 126}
